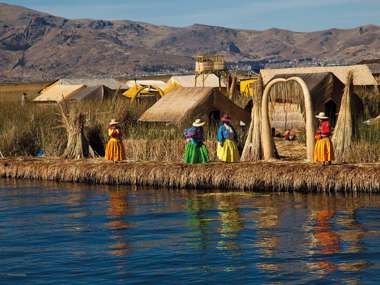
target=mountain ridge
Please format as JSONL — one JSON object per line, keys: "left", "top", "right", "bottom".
{"left": 1, "top": 3, "right": 380, "bottom": 82}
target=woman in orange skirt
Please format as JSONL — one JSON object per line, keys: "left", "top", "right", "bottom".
{"left": 105, "top": 119, "right": 126, "bottom": 162}
{"left": 314, "top": 112, "right": 334, "bottom": 165}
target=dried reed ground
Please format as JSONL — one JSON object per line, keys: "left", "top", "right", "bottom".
{"left": 0, "top": 158, "right": 379, "bottom": 192}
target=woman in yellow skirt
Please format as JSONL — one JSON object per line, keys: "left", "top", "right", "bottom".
{"left": 314, "top": 112, "right": 334, "bottom": 165}
{"left": 105, "top": 119, "right": 126, "bottom": 162}
{"left": 217, "top": 114, "right": 240, "bottom": 162}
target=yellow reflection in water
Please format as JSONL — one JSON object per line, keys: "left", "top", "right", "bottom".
{"left": 215, "top": 194, "right": 244, "bottom": 252}
{"left": 106, "top": 190, "right": 130, "bottom": 256}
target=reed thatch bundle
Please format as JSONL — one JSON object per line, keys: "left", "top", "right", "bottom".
{"left": 59, "top": 103, "right": 96, "bottom": 159}
{"left": 241, "top": 76, "right": 263, "bottom": 161}
{"left": 227, "top": 73, "right": 237, "bottom": 99}
{"left": 332, "top": 71, "right": 354, "bottom": 162}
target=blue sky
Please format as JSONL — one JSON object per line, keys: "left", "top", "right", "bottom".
{"left": 4, "top": 0, "right": 380, "bottom": 31}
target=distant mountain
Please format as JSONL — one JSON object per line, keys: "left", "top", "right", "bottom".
{"left": 1, "top": 3, "right": 380, "bottom": 82}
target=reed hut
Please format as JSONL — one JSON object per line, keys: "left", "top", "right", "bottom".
{"left": 138, "top": 87, "right": 251, "bottom": 127}
{"left": 33, "top": 85, "right": 108, "bottom": 103}
{"left": 245, "top": 65, "right": 379, "bottom": 162}
{"left": 68, "top": 86, "right": 106, "bottom": 101}
{"left": 40, "top": 78, "right": 128, "bottom": 91}
{"left": 34, "top": 77, "right": 128, "bottom": 103}
{"left": 33, "top": 84, "right": 85, "bottom": 103}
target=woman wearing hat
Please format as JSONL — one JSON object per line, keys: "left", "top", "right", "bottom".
{"left": 105, "top": 119, "right": 126, "bottom": 162}
{"left": 183, "top": 119, "right": 209, "bottom": 164}
{"left": 217, "top": 114, "right": 240, "bottom": 162}
{"left": 314, "top": 112, "right": 334, "bottom": 165}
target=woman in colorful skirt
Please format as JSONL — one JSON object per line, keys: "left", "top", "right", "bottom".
{"left": 217, "top": 114, "right": 240, "bottom": 162}
{"left": 183, "top": 119, "right": 209, "bottom": 164}
{"left": 105, "top": 119, "right": 126, "bottom": 162}
{"left": 314, "top": 112, "right": 334, "bottom": 165}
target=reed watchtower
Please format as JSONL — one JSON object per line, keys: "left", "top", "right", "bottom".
{"left": 195, "top": 55, "right": 227, "bottom": 88}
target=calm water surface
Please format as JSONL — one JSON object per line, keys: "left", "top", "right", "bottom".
{"left": 1, "top": 180, "right": 380, "bottom": 284}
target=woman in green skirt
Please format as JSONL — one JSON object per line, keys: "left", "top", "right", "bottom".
{"left": 183, "top": 119, "right": 209, "bottom": 164}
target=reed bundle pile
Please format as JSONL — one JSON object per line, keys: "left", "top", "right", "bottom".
{"left": 332, "top": 71, "right": 354, "bottom": 162}
{"left": 227, "top": 73, "right": 237, "bottom": 100}
{"left": 241, "top": 76, "right": 263, "bottom": 161}
{"left": 1, "top": 158, "right": 379, "bottom": 192}
{"left": 59, "top": 103, "right": 95, "bottom": 159}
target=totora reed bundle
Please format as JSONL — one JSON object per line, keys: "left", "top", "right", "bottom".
{"left": 241, "top": 75, "right": 264, "bottom": 161}
{"left": 332, "top": 71, "right": 354, "bottom": 162}
{"left": 59, "top": 103, "right": 96, "bottom": 159}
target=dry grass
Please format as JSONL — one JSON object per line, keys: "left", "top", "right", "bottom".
{"left": 1, "top": 158, "right": 379, "bottom": 192}
{"left": 0, "top": 82, "right": 48, "bottom": 103}
{"left": 0, "top": 88, "right": 378, "bottom": 163}
{"left": 124, "top": 139, "right": 218, "bottom": 162}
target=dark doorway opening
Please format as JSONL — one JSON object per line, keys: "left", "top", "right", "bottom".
{"left": 324, "top": 100, "right": 337, "bottom": 127}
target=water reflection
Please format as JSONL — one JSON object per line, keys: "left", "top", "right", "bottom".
{"left": 186, "top": 197, "right": 212, "bottom": 250}
{"left": 2, "top": 180, "right": 380, "bottom": 284}
{"left": 106, "top": 190, "right": 130, "bottom": 256}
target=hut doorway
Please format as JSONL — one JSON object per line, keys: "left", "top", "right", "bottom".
{"left": 324, "top": 100, "right": 337, "bottom": 127}
{"left": 208, "top": 110, "right": 221, "bottom": 137}
{"left": 261, "top": 77, "right": 315, "bottom": 161}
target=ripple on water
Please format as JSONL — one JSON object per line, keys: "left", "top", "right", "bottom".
{"left": 2, "top": 181, "right": 380, "bottom": 284}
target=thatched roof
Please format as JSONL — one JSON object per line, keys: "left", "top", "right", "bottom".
{"left": 366, "top": 63, "right": 380, "bottom": 75}
{"left": 40, "top": 78, "right": 127, "bottom": 92}
{"left": 66, "top": 86, "right": 105, "bottom": 101}
{"left": 33, "top": 84, "right": 85, "bottom": 103}
{"left": 259, "top": 73, "right": 342, "bottom": 130}
{"left": 270, "top": 72, "right": 342, "bottom": 108}
{"left": 261, "top": 65, "right": 377, "bottom": 86}
{"left": 359, "top": 59, "right": 380, "bottom": 75}
{"left": 168, "top": 74, "right": 225, "bottom": 87}
{"left": 139, "top": 87, "right": 250, "bottom": 126}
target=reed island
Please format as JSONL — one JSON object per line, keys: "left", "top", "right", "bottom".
{"left": 1, "top": 58, "right": 379, "bottom": 192}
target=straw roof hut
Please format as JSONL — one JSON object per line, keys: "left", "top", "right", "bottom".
{"left": 34, "top": 85, "right": 108, "bottom": 103}
{"left": 139, "top": 87, "right": 250, "bottom": 127}
{"left": 33, "top": 84, "right": 85, "bottom": 103}
{"left": 67, "top": 86, "right": 106, "bottom": 101}
{"left": 259, "top": 66, "right": 380, "bottom": 128}
{"left": 257, "top": 66, "right": 379, "bottom": 161}
{"left": 260, "top": 65, "right": 377, "bottom": 86}
{"left": 40, "top": 78, "right": 128, "bottom": 92}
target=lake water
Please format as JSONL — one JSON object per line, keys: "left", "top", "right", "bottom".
{"left": 1, "top": 180, "right": 380, "bottom": 284}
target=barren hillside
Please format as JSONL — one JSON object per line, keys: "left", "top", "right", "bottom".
{"left": 1, "top": 3, "right": 380, "bottom": 82}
